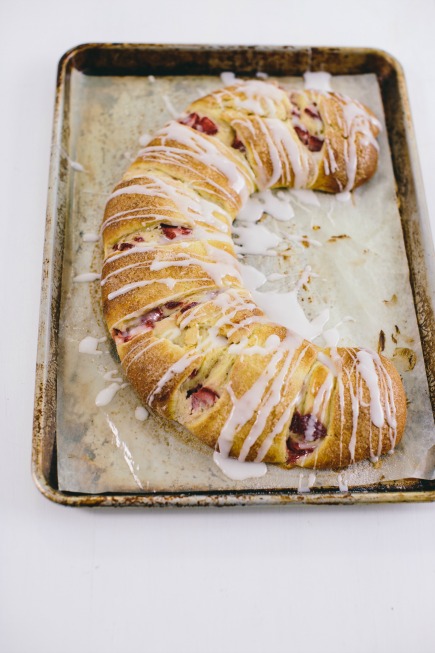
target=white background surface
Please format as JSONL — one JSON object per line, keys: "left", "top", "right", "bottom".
{"left": 2, "top": 1, "right": 435, "bottom": 652}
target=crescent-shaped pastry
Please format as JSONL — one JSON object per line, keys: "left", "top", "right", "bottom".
{"left": 101, "top": 80, "right": 406, "bottom": 470}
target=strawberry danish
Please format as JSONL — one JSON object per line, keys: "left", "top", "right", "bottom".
{"left": 101, "top": 80, "right": 406, "bottom": 470}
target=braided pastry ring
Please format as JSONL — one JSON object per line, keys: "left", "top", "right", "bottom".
{"left": 101, "top": 80, "right": 406, "bottom": 470}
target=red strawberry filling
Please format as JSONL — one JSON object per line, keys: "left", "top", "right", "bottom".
{"left": 112, "top": 241, "right": 134, "bottom": 252}
{"left": 112, "top": 328, "right": 133, "bottom": 344}
{"left": 180, "top": 112, "right": 200, "bottom": 128}
{"left": 160, "top": 223, "right": 193, "bottom": 240}
{"left": 304, "top": 105, "right": 321, "bottom": 120}
{"left": 111, "top": 290, "right": 219, "bottom": 345}
{"left": 307, "top": 135, "right": 324, "bottom": 152}
{"left": 141, "top": 307, "right": 164, "bottom": 328}
{"left": 290, "top": 96, "right": 324, "bottom": 153}
{"left": 179, "top": 113, "right": 219, "bottom": 135}
{"left": 294, "top": 126, "right": 324, "bottom": 153}
{"left": 111, "top": 224, "right": 192, "bottom": 252}
{"left": 165, "top": 300, "right": 183, "bottom": 310}
{"left": 286, "top": 439, "right": 315, "bottom": 463}
{"left": 291, "top": 411, "right": 327, "bottom": 441}
{"left": 199, "top": 116, "right": 219, "bottom": 135}
{"left": 179, "top": 301, "right": 199, "bottom": 314}
{"left": 231, "top": 135, "right": 246, "bottom": 152}
{"left": 294, "top": 125, "right": 310, "bottom": 146}
{"left": 286, "top": 411, "right": 327, "bottom": 463}
{"left": 111, "top": 304, "right": 174, "bottom": 344}
{"left": 187, "top": 385, "right": 219, "bottom": 412}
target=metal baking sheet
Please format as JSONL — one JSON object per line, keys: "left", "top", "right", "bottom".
{"left": 32, "top": 43, "right": 435, "bottom": 506}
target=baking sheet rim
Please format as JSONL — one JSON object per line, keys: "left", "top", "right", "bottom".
{"left": 32, "top": 42, "right": 435, "bottom": 507}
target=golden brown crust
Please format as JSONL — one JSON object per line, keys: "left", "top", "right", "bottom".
{"left": 288, "top": 90, "right": 380, "bottom": 193}
{"left": 129, "top": 124, "right": 255, "bottom": 216}
{"left": 100, "top": 79, "right": 406, "bottom": 472}
{"left": 294, "top": 349, "right": 407, "bottom": 469}
{"left": 184, "top": 83, "right": 380, "bottom": 195}
{"left": 102, "top": 241, "right": 241, "bottom": 330}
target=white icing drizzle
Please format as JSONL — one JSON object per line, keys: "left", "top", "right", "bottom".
{"left": 82, "top": 232, "right": 100, "bottom": 242}
{"left": 267, "top": 272, "right": 286, "bottom": 282}
{"left": 104, "top": 369, "right": 123, "bottom": 382}
{"left": 239, "top": 264, "right": 266, "bottom": 290}
{"left": 104, "top": 243, "right": 155, "bottom": 264}
{"left": 303, "top": 71, "right": 332, "bottom": 92}
{"left": 78, "top": 336, "right": 106, "bottom": 355}
{"left": 336, "top": 191, "right": 351, "bottom": 203}
{"left": 342, "top": 348, "right": 398, "bottom": 462}
{"left": 159, "top": 325, "right": 181, "bottom": 341}
{"left": 337, "top": 367, "right": 346, "bottom": 466}
{"left": 109, "top": 183, "right": 164, "bottom": 201}
{"left": 251, "top": 287, "right": 329, "bottom": 342}
{"left": 73, "top": 272, "right": 101, "bottom": 282}
{"left": 139, "top": 121, "right": 252, "bottom": 204}
{"left": 238, "top": 340, "right": 300, "bottom": 461}
{"left": 95, "top": 382, "right": 126, "bottom": 407}
{"left": 233, "top": 222, "right": 281, "bottom": 256}
{"left": 290, "top": 189, "right": 320, "bottom": 207}
{"left": 337, "top": 473, "right": 349, "bottom": 492}
{"left": 228, "top": 80, "right": 285, "bottom": 117}
{"left": 266, "top": 118, "right": 311, "bottom": 189}
{"left": 101, "top": 257, "right": 154, "bottom": 285}
{"left": 124, "top": 338, "right": 161, "bottom": 374}
{"left": 311, "top": 376, "right": 334, "bottom": 441}
{"left": 70, "top": 160, "right": 85, "bottom": 172}
{"left": 254, "top": 347, "right": 309, "bottom": 462}
{"left": 148, "top": 352, "right": 201, "bottom": 404}
{"left": 106, "top": 175, "right": 233, "bottom": 235}
{"left": 325, "top": 141, "right": 338, "bottom": 175}
{"left": 297, "top": 472, "right": 317, "bottom": 493}
{"left": 241, "top": 117, "right": 284, "bottom": 187}
{"left": 227, "top": 334, "right": 281, "bottom": 356}
{"left": 213, "top": 451, "right": 267, "bottom": 480}
{"left": 239, "top": 262, "right": 329, "bottom": 342}
{"left": 217, "top": 333, "right": 301, "bottom": 460}
{"left": 138, "top": 132, "right": 151, "bottom": 147}
{"left": 107, "top": 277, "right": 207, "bottom": 301}
{"left": 238, "top": 190, "right": 295, "bottom": 223}
{"left": 220, "top": 71, "right": 237, "bottom": 85}
{"left": 135, "top": 406, "right": 149, "bottom": 421}
{"left": 237, "top": 197, "right": 264, "bottom": 223}
{"left": 192, "top": 223, "right": 233, "bottom": 246}
{"left": 345, "top": 363, "right": 360, "bottom": 463}
{"left": 322, "top": 316, "right": 354, "bottom": 348}
{"left": 339, "top": 97, "right": 380, "bottom": 193}
{"left": 145, "top": 291, "right": 261, "bottom": 411}
{"left": 356, "top": 350, "right": 384, "bottom": 428}
{"left": 149, "top": 249, "right": 242, "bottom": 288}
{"left": 238, "top": 97, "right": 265, "bottom": 114}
